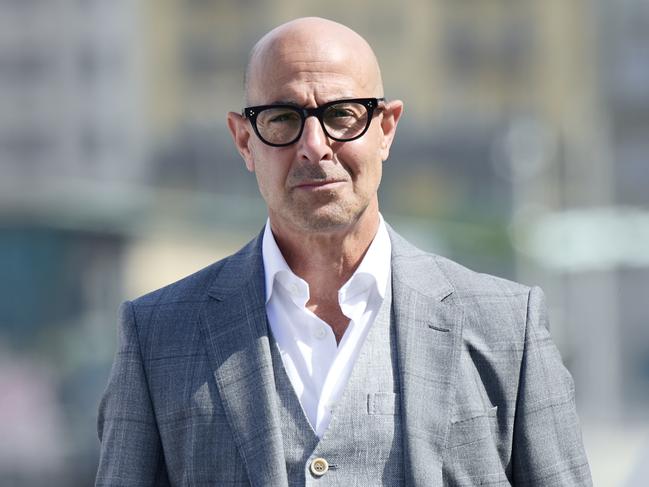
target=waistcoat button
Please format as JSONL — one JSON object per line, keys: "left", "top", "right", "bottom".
{"left": 310, "top": 457, "right": 329, "bottom": 476}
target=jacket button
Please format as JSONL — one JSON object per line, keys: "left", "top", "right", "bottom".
{"left": 310, "top": 457, "right": 329, "bottom": 476}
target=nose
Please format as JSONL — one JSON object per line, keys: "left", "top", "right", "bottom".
{"left": 296, "top": 116, "right": 333, "bottom": 163}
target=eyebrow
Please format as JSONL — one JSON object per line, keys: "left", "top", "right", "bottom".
{"left": 265, "top": 96, "right": 360, "bottom": 107}
{"left": 268, "top": 99, "right": 301, "bottom": 106}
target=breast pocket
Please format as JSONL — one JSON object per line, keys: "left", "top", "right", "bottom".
{"left": 367, "top": 392, "right": 400, "bottom": 415}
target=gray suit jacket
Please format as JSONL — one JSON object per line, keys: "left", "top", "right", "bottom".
{"left": 96, "top": 226, "right": 592, "bottom": 486}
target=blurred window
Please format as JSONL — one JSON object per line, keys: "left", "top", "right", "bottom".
{"left": 0, "top": 48, "right": 53, "bottom": 85}
{"left": 1, "top": 128, "right": 53, "bottom": 164}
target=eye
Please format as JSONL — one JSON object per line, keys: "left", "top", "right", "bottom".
{"left": 267, "top": 110, "right": 300, "bottom": 123}
{"left": 324, "top": 103, "right": 365, "bottom": 122}
{"left": 327, "top": 107, "right": 354, "bottom": 118}
{"left": 325, "top": 105, "right": 359, "bottom": 120}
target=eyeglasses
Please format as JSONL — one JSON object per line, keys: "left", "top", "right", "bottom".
{"left": 242, "top": 97, "right": 385, "bottom": 147}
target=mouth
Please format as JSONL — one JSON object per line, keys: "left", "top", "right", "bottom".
{"left": 294, "top": 180, "right": 346, "bottom": 190}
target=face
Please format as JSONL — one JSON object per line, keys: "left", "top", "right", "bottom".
{"left": 228, "top": 24, "right": 403, "bottom": 236}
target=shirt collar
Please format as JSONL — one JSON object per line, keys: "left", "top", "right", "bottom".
{"left": 262, "top": 215, "right": 391, "bottom": 304}
{"left": 338, "top": 215, "right": 391, "bottom": 302}
{"left": 262, "top": 220, "right": 296, "bottom": 303}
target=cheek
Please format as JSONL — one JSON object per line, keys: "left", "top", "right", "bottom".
{"left": 255, "top": 164, "right": 281, "bottom": 197}
{"left": 251, "top": 148, "right": 293, "bottom": 196}
{"left": 341, "top": 140, "right": 383, "bottom": 184}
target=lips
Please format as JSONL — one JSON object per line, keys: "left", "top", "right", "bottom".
{"left": 294, "top": 179, "right": 345, "bottom": 189}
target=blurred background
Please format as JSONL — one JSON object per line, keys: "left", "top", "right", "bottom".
{"left": 0, "top": 0, "right": 647, "bottom": 485}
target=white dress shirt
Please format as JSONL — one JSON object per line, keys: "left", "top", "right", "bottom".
{"left": 262, "top": 216, "right": 391, "bottom": 437}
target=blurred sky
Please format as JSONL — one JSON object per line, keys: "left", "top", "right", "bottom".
{"left": 1, "top": 1, "right": 648, "bottom": 485}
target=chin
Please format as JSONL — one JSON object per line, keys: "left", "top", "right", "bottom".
{"left": 292, "top": 204, "right": 367, "bottom": 233}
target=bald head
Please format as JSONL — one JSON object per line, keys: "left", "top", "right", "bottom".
{"left": 244, "top": 17, "right": 384, "bottom": 105}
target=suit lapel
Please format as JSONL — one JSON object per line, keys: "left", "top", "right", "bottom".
{"left": 388, "top": 228, "right": 464, "bottom": 487}
{"left": 199, "top": 233, "right": 288, "bottom": 487}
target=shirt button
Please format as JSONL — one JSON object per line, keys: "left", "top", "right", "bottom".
{"left": 310, "top": 457, "right": 329, "bottom": 477}
{"left": 289, "top": 283, "right": 299, "bottom": 296}
{"left": 314, "top": 326, "right": 328, "bottom": 339}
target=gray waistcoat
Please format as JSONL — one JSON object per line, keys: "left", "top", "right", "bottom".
{"left": 269, "top": 281, "right": 404, "bottom": 486}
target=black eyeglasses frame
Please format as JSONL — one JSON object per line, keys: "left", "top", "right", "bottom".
{"left": 242, "top": 97, "right": 385, "bottom": 147}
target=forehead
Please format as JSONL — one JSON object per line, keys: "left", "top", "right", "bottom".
{"left": 248, "top": 38, "right": 377, "bottom": 105}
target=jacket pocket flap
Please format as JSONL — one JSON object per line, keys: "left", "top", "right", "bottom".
{"left": 367, "top": 392, "right": 400, "bottom": 415}
{"left": 451, "top": 405, "right": 498, "bottom": 424}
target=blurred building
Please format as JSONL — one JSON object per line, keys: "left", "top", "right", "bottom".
{"left": 0, "top": 0, "right": 146, "bottom": 189}
{"left": 0, "top": 1, "right": 143, "bottom": 485}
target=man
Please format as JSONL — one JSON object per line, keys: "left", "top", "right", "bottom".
{"left": 96, "top": 17, "right": 592, "bottom": 486}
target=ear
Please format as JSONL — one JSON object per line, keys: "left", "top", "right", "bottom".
{"left": 378, "top": 100, "right": 404, "bottom": 162}
{"left": 227, "top": 111, "right": 255, "bottom": 172}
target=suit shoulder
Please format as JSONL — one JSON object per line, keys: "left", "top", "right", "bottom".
{"left": 426, "top": 254, "right": 535, "bottom": 342}
{"left": 391, "top": 228, "right": 529, "bottom": 298}
{"left": 129, "top": 260, "right": 221, "bottom": 309}
{"left": 388, "top": 224, "right": 529, "bottom": 300}
{"left": 392, "top": 239, "right": 534, "bottom": 341}
{"left": 432, "top": 254, "right": 530, "bottom": 299}
{"left": 129, "top": 236, "right": 257, "bottom": 309}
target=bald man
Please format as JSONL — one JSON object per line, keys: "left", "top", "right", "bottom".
{"left": 96, "top": 18, "right": 592, "bottom": 486}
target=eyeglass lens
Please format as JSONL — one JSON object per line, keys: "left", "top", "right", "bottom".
{"left": 255, "top": 101, "right": 370, "bottom": 145}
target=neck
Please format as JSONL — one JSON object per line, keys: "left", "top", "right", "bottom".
{"left": 269, "top": 205, "right": 380, "bottom": 294}
{"left": 268, "top": 202, "right": 381, "bottom": 343}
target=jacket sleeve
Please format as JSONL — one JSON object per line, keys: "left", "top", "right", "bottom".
{"left": 512, "top": 286, "right": 592, "bottom": 486}
{"left": 96, "top": 301, "right": 170, "bottom": 487}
